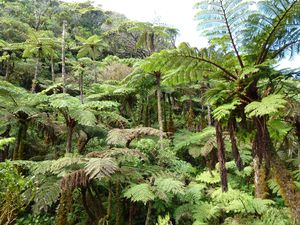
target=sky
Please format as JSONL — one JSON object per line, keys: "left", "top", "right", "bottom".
{"left": 65, "top": 0, "right": 299, "bottom": 69}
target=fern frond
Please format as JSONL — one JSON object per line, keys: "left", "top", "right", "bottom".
{"left": 0, "top": 137, "right": 15, "bottom": 147}
{"left": 32, "top": 177, "right": 60, "bottom": 214}
{"left": 107, "top": 127, "right": 165, "bottom": 146}
{"left": 123, "top": 183, "right": 155, "bottom": 204}
{"left": 196, "top": 170, "right": 220, "bottom": 184}
{"left": 245, "top": 94, "right": 287, "bottom": 117}
{"left": 84, "top": 157, "right": 118, "bottom": 180}
{"left": 86, "top": 148, "right": 146, "bottom": 160}
{"left": 154, "top": 177, "right": 185, "bottom": 196}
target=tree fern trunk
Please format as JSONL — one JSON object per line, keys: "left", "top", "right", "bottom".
{"left": 62, "top": 20, "right": 67, "bottom": 94}
{"left": 66, "top": 118, "right": 76, "bottom": 154}
{"left": 155, "top": 72, "right": 164, "bottom": 149}
{"left": 145, "top": 201, "right": 152, "bottom": 225}
{"left": 115, "top": 181, "right": 122, "bottom": 225}
{"left": 107, "top": 181, "right": 112, "bottom": 222}
{"left": 228, "top": 117, "right": 243, "bottom": 171}
{"left": 51, "top": 55, "right": 56, "bottom": 94}
{"left": 207, "top": 104, "right": 212, "bottom": 126}
{"left": 252, "top": 116, "right": 270, "bottom": 198}
{"left": 128, "top": 202, "right": 134, "bottom": 225}
{"left": 5, "top": 61, "right": 9, "bottom": 80}
{"left": 215, "top": 121, "right": 228, "bottom": 192}
{"left": 31, "top": 57, "right": 39, "bottom": 93}
{"left": 271, "top": 156, "right": 300, "bottom": 225}
{"left": 13, "top": 122, "right": 28, "bottom": 160}
{"left": 79, "top": 73, "right": 84, "bottom": 104}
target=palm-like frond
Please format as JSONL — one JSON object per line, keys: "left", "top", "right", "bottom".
{"left": 84, "top": 157, "right": 118, "bottom": 180}
{"left": 123, "top": 183, "right": 155, "bottom": 204}
{"left": 245, "top": 94, "right": 287, "bottom": 117}
{"left": 107, "top": 127, "right": 165, "bottom": 146}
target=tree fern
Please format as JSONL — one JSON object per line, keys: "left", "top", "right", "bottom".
{"left": 107, "top": 127, "right": 165, "bottom": 147}
{"left": 196, "top": 170, "right": 220, "bottom": 184}
{"left": 32, "top": 177, "right": 60, "bottom": 214}
{"left": 123, "top": 183, "right": 155, "bottom": 204}
{"left": 84, "top": 157, "right": 118, "bottom": 180}
{"left": 245, "top": 94, "right": 287, "bottom": 117}
{"left": 154, "top": 177, "right": 185, "bottom": 196}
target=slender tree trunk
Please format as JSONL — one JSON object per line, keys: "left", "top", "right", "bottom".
{"left": 215, "top": 121, "right": 228, "bottom": 192}
{"left": 128, "top": 202, "right": 134, "bottom": 225}
{"left": 107, "top": 181, "right": 112, "bottom": 222}
{"left": 81, "top": 187, "right": 96, "bottom": 221}
{"left": 79, "top": 73, "right": 84, "bottom": 104}
{"left": 115, "top": 181, "right": 122, "bottom": 225}
{"left": 62, "top": 20, "right": 67, "bottom": 93}
{"left": 228, "top": 117, "right": 243, "bottom": 171}
{"left": 66, "top": 118, "right": 76, "bottom": 154}
{"left": 155, "top": 72, "right": 164, "bottom": 149}
{"left": 5, "top": 61, "right": 9, "bottom": 80}
{"left": 145, "top": 201, "right": 152, "bottom": 225}
{"left": 207, "top": 104, "right": 212, "bottom": 126}
{"left": 50, "top": 55, "right": 57, "bottom": 94}
{"left": 0, "top": 125, "right": 11, "bottom": 161}
{"left": 31, "top": 57, "right": 39, "bottom": 93}
{"left": 13, "top": 122, "right": 28, "bottom": 160}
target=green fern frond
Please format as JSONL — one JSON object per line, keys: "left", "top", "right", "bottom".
{"left": 0, "top": 137, "right": 15, "bottom": 147}
{"left": 174, "top": 203, "right": 194, "bottom": 223}
{"left": 196, "top": 170, "right": 220, "bottom": 184}
{"left": 84, "top": 157, "right": 118, "bottom": 180}
{"left": 192, "top": 201, "right": 220, "bottom": 224}
{"left": 32, "top": 177, "right": 60, "bottom": 214}
{"left": 86, "top": 148, "right": 146, "bottom": 160}
{"left": 184, "top": 182, "right": 206, "bottom": 203}
{"left": 123, "top": 183, "right": 155, "bottom": 204}
{"left": 212, "top": 99, "right": 241, "bottom": 120}
{"left": 245, "top": 94, "right": 287, "bottom": 117}
{"left": 154, "top": 177, "right": 185, "bottom": 196}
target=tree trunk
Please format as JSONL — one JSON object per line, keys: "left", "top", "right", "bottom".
{"left": 207, "top": 104, "right": 212, "bottom": 126}
{"left": 145, "top": 201, "right": 152, "bottom": 225}
{"left": 31, "top": 57, "right": 39, "bottom": 93}
{"left": 215, "top": 121, "right": 228, "bottom": 192}
{"left": 51, "top": 55, "right": 57, "bottom": 94}
{"left": 228, "top": 117, "right": 243, "bottom": 171}
{"left": 77, "top": 130, "right": 89, "bottom": 154}
{"left": 13, "top": 122, "right": 28, "bottom": 160}
{"left": 115, "top": 181, "right": 122, "bottom": 225}
{"left": 128, "top": 202, "right": 134, "bottom": 225}
{"left": 66, "top": 118, "right": 76, "bottom": 154}
{"left": 5, "top": 61, "right": 9, "bottom": 80}
{"left": 271, "top": 156, "right": 300, "bottom": 225}
{"left": 155, "top": 72, "right": 164, "bottom": 149}
{"left": 251, "top": 116, "right": 300, "bottom": 223}
{"left": 79, "top": 73, "right": 84, "bottom": 104}
{"left": 0, "top": 125, "right": 11, "bottom": 161}
{"left": 107, "top": 181, "right": 112, "bottom": 222}
{"left": 252, "top": 116, "right": 270, "bottom": 199}
{"left": 62, "top": 20, "right": 67, "bottom": 93}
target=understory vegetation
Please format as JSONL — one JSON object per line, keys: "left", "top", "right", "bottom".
{"left": 0, "top": 0, "right": 300, "bottom": 224}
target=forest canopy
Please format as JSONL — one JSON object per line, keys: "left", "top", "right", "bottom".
{"left": 0, "top": 0, "right": 300, "bottom": 225}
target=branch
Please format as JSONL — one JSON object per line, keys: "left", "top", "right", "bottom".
{"left": 220, "top": 0, "right": 244, "bottom": 68}
{"left": 178, "top": 53, "right": 238, "bottom": 81}
{"left": 271, "top": 39, "right": 300, "bottom": 59}
{"left": 256, "top": 1, "right": 298, "bottom": 64}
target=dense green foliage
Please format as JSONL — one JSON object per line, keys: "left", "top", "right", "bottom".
{"left": 0, "top": 0, "right": 300, "bottom": 225}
